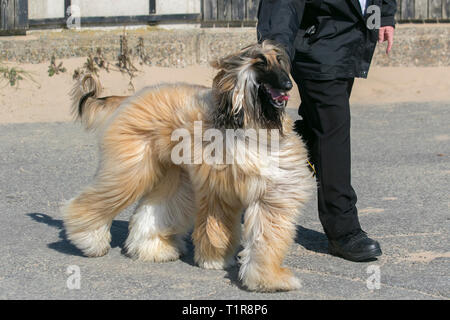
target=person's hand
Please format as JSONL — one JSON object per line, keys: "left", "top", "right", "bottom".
{"left": 378, "top": 26, "right": 395, "bottom": 55}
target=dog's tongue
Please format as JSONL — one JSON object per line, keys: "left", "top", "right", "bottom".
{"left": 268, "top": 87, "right": 290, "bottom": 102}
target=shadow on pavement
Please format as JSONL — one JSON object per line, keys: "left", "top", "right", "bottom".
{"left": 295, "top": 225, "right": 329, "bottom": 254}
{"left": 26, "top": 213, "right": 129, "bottom": 257}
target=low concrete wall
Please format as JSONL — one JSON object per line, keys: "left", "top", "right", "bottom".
{"left": 0, "top": 25, "right": 448, "bottom": 67}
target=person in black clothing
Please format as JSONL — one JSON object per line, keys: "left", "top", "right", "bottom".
{"left": 257, "top": 0, "right": 397, "bottom": 262}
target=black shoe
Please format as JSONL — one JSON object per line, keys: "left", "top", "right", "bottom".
{"left": 328, "top": 230, "right": 382, "bottom": 262}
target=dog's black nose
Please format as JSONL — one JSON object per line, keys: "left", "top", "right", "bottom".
{"left": 282, "top": 79, "right": 293, "bottom": 91}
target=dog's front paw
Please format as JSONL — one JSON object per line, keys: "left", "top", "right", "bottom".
{"left": 240, "top": 266, "right": 302, "bottom": 292}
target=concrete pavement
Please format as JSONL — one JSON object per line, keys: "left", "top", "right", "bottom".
{"left": 0, "top": 102, "right": 449, "bottom": 299}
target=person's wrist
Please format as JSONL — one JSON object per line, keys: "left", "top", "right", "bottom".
{"left": 380, "top": 16, "right": 396, "bottom": 28}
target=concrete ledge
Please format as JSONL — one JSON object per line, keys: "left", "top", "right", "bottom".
{"left": 0, "top": 24, "right": 449, "bottom": 67}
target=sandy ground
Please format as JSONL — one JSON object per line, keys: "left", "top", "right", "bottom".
{"left": 1, "top": 58, "right": 450, "bottom": 124}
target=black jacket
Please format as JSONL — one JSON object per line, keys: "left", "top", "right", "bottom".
{"left": 257, "top": 0, "right": 397, "bottom": 80}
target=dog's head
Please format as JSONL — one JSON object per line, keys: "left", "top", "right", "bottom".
{"left": 211, "top": 40, "right": 292, "bottom": 130}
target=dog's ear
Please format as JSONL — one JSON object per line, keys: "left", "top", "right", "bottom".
{"left": 212, "top": 98, "right": 245, "bottom": 129}
{"left": 212, "top": 70, "right": 245, "bottom": 129}
{"left": 210, "top": 45, "right": 261, "bottom": 129}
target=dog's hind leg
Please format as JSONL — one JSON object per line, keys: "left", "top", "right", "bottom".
{"left": 62, "top": 135, "right": 158, "bottom": 257}
{"left": 125, "top": 168, "right": 196, "bottom": 262}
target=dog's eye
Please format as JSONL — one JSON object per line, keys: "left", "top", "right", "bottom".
{"left": 254, "top": 55, "right": 267, "bottom": 67}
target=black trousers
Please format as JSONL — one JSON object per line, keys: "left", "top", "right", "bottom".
{"left": 292, "top": 76, "right": 362, "bottom": 240}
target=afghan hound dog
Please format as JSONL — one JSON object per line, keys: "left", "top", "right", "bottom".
{"left": 63, "top": 40, "right": 315, "bottom": 292}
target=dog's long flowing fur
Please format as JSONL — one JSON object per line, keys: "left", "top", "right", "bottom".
{"left": 63, "top": 41, "right": 315, "bottom": 292}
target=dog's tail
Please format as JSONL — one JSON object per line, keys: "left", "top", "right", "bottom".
{"left": 70, "top": 74, "right": 128, "bottom": 131}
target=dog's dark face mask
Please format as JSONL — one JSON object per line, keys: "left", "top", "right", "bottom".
{"left": 253, "top": 53, "right": 293, "bottom": 111}
{"left": 253, "top": 50, "right": 293, "bottom": 127}
{"left": 250, "top": 45, "right": 292, "bottom": 130}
